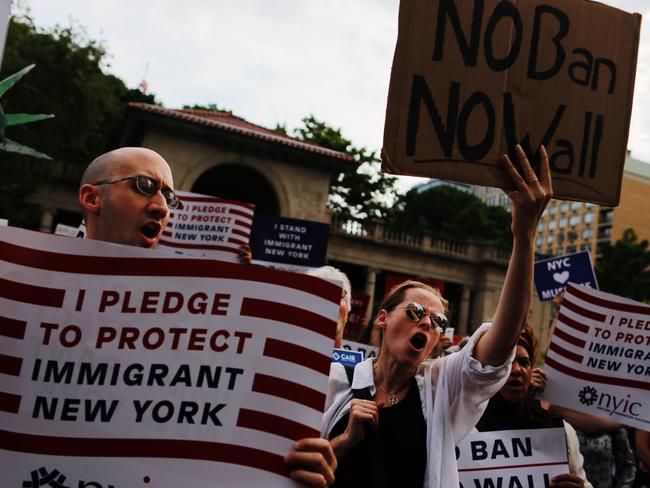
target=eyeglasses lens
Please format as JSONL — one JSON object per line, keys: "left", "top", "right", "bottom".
{"left": 135, "top": 176, "right": 181, "bottom": 209}
{"left": 404, "top": 303, "right": 446, "bottom": 332}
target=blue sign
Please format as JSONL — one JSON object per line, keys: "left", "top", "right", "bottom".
{"left": 534, "top": 250, "right": 599, "bottom": 301}
{"left": 332, "top": 348, "right": 364, "bottom": 367}
{"left": 249, "top": 214, "right": 329, "bottom": 270}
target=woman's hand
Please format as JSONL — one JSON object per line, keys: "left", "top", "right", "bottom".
{"left": 549, "top": 473, "right": 585, "bottom": 487}
{"left": 502, "top": 144, "right": 553, "bottom": 239}
{"left": 530, "top": 367, "right": 547, "bottom": 392}
{"left": 285, "top": 438, "right": 337, "bottom": 487}
{"left": 331, "top": 399, "right": 380, "bottom": 459}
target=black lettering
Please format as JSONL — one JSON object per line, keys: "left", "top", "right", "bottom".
{"left": 484, "top": 1, "right": 522, "bottom": 71}
{"left": 549, "top": 139, "right": 573, "bottom": 174}
{"left": 527, "top": 5, "right": 569, "bottom": 80}
{"left": 406, "top": 77, "right": 460, "bottom": 157}
{"left": 592, "top": 58, "right": 617, "bottom": 94}
{"left": 457, "top": 91, "right": 495, "bottom": 161}
{"left": 433, "top": 0, "right": 484, "bottom": 66}
{"left": 568, "top": 48, "right": 592, "bottom": 87}
{"left": 33, "top": 396, "right": 57, "bottom": 419}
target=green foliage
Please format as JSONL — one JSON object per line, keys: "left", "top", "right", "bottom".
{"left": 182, "top": 103, "right": 230, "bottom": 112}
{"left": 0, "top": 15, "right": 156, "bottom": 228}
{"left": 397, "top": 185, "right": 512, "bottom": 244}
{"left": 292, "top": 115, "right": 398, "bottom": 220}
{"left": 596, "top": 228, "right": 650, "bottom": 302}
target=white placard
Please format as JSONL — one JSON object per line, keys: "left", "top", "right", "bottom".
{"left": 157, "top": 191, "right": 254, "bottom": 263}
{"left": 341, "top": 339, "right": 378, "bottom": 359}
{"left": 539, "top": 283, "right": 650, "bottom": 430}
{"left": 457, "top": 428, "right": 569, "bottom": 488}
{"left": 0, "top": 226, "right": 339, "bottom": 487}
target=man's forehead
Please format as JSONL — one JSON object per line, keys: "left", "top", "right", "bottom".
{"left": 113, "top": 151, "right": 173, "bottom": 185}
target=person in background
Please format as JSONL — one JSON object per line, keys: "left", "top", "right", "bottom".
{"left": 307, "top": 265, "right": 352, "bottom": 349}
{"left": 635, "top": 430, "right": 650, "bottom": 488}
{"left": 475, "top": 324, "right": 592, "bottom": 488}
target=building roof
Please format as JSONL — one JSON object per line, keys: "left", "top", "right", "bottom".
{"left": 625, "top": 153, "right": 650, "bottom": 180}
{"left": 127, "top": 103, "right": 356, "bottom": 164}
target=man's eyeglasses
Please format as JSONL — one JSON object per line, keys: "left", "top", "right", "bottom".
{"left": 92, "top": 175, "right": 183, "bottom": 210}
{"left": 395, "top": 302, "right": 447, "bottom": 333}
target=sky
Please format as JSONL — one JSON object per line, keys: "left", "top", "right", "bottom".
{"left": 11, "top": 0, "right": 650, "bottom": 192}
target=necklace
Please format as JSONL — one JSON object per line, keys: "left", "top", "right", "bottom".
{"left": 375, "top": 383, "right": 400, "bottom": 406}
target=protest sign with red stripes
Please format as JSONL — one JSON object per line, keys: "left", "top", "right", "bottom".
{"left": 158, "top": 191, "right": 255, "bottom": 262}
{"left": 540, "top": 284, "right": 650, "bottom": 430}
{"left": 0, "top": 226, "right": 338, "bottom": 487}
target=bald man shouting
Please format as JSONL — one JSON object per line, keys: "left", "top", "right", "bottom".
{"left": 79, "top": 147, "right": 181, "bottom": 248}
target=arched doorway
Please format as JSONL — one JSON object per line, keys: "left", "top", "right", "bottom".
{"left": 191, "top": 164, "right": 280, "bottom": 214}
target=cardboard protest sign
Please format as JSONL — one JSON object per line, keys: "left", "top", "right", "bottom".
{"left": 534, "top": 250, "right": 598, "bottom": 301}
{"left": 250, "top": 214, "right": 329, "bottom": 272}
{"left": 344, "top": 292, "right": 370, "bottom": 340}
{"left": 0, "top": 226, "right": 340, "bottom": 488}
{"left": 457, "top": 427, "right": 569, "bottom": 488}
{"left": 158, "top": 191, "right": 254, "bottom": 262}
{"left": 383, "top": 0, "right": 641, "bottom": 206}
{"left": 539, "top": 283, "right": 650, "bottom": 430}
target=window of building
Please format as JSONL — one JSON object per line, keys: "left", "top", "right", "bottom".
{"left": 600, "top": 209, "right": 614, "bottom": 223}
{"left": 560, "top": 203, "right": 569, "bottom": 213}
{"left": 557, "top": 233, "right": 565, "bottom": 243}
{"left": 567, "top": 245, "right": 577, "bottom": 253}
{"left": 582, "top": 228, "right": 593, "bottom": 239}
{"left": 581, "top": 243, "right": 592, "bottom": 251}
{"left": 538, "top": 222, "right": 547, "bottom": 232}
{"left": 547, "top": 235, "right": 554, "bottom": 244}
{"left": 536, "top": 236, "right": 544, "bottom": 247}
{"left": 549, "top": 220, "right": 557, "bottom": 230}
{"left": 598, "top": 226, "right": 612, "bottom": 239}
{"left": 584, "top": 211, "right": 595, "bottom": 224}
{"left": 585, "top": 202, "right": 593, "bottom": 208}
{"left": 549, "top": 206, "right": 557, "bottom": 215}
{"left": 559, "top": 217, "right": 567, "bottom": 229}
{"left": 569, "top": 215, "right": 580, "bottom": 226}
{"left": 571, "top": 202, "right": 582, "bottom": 210}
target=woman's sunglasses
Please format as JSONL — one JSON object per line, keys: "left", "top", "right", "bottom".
{"left": 395, "top": 302, "right": 447, "bottom": 333}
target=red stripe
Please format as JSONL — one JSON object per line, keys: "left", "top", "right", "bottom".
{"left": 567, "top": 283, "right": 650, "bottom": 314}
{"left": 553, "top": 325, "right": 587, "bottom": 348}
{"left": 228, "top": 237, "right": 247, "bottom": 247}
{"left": 235, "top": 220, "right": 252, "bottom": 229}
{"left": 0, "top": 430, "right": 289, "bottom": 477}
{"left": 264, "top": 338, "right": 331, "bottom": 375}
{"left": 229, "top": 208, "right": 254, "bottom": 219}
{"left": 241, "top": 297, "right": 336, "bottom": 339}
{"left": 232, "top": 228, "right": 250, "bottom": 238}
{"left": 561, "top": 296, "right": 606, "bottom": 322}
{"left": 557, "top": 313, "right": 590, "bottom": 334}
{"left": 545, "top": 356, "right": 650, "bottom": 390}
{"left": 548, "top": 342, "right": 584, "bottom": 363}
{"left": 459, "top": 460, "right": 568, "bottom": 472}
{"left": 252, "top": 373, "right": 326, "bottom": 411}
{"left": 162, "top": 230, "right": 172, "bottom": 237}
{"left": 0, "top": 316, "right": 27, "bottom": 339}
{"left": 237, "top": 408, "right": 319, "bottom": 441}
{"left": 179, "top": 195, "right": 255, "bottom": 209}
{"left": 0, "top": 392, "right": 21, "bottom": 413}
{"left": 157, "top": 239, "right": 239, "bottom": 253}
{"left": 0, "top": 240, "right": 340, "bottom": 302}
{"left": 0, "top": 354, "right": 22, "bottom": 376}
{"left": 0, "top": 277, "right": 65, "bottom": 308}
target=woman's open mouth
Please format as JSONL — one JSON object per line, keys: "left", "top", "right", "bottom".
{"left": 410, "top": 331, "right": 428, "bottom": 351}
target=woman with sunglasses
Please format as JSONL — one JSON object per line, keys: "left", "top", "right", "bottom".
{"left": 286, "top": 145, "right": 552, "bottom": 487}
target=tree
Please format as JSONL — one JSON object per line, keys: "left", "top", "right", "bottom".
{"left": 596, "top": 228, "right": 650, "bottom": 302}
{"left": 0, "top": 15, "right": 155, "bottom": 228}
{"left": 396, "top": 184, "right": 513, "bottom": 245}
{"left": 291, "top": 115, "right": 398, "bottom": 221}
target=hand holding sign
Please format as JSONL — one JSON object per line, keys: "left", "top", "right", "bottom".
{"left": 501, "top": 144, "right": 553, "bottom": 239}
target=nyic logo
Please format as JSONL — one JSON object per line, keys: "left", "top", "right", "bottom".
{"left": 577, "top": 386, "right": 643, "bottom": 417}
{"left": 22, "top": 467, "right": 115, "bottom": 488}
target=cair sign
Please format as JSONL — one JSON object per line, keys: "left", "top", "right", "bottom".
{"left": 382, "top": 0, "right": 640, "bottom": 206}
{"left": 533, "top": 250, "right": 598, "bottom": 301}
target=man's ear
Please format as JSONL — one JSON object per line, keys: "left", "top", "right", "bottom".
{"left": 79, "top": 184, "right": 102, "bottom": 215}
